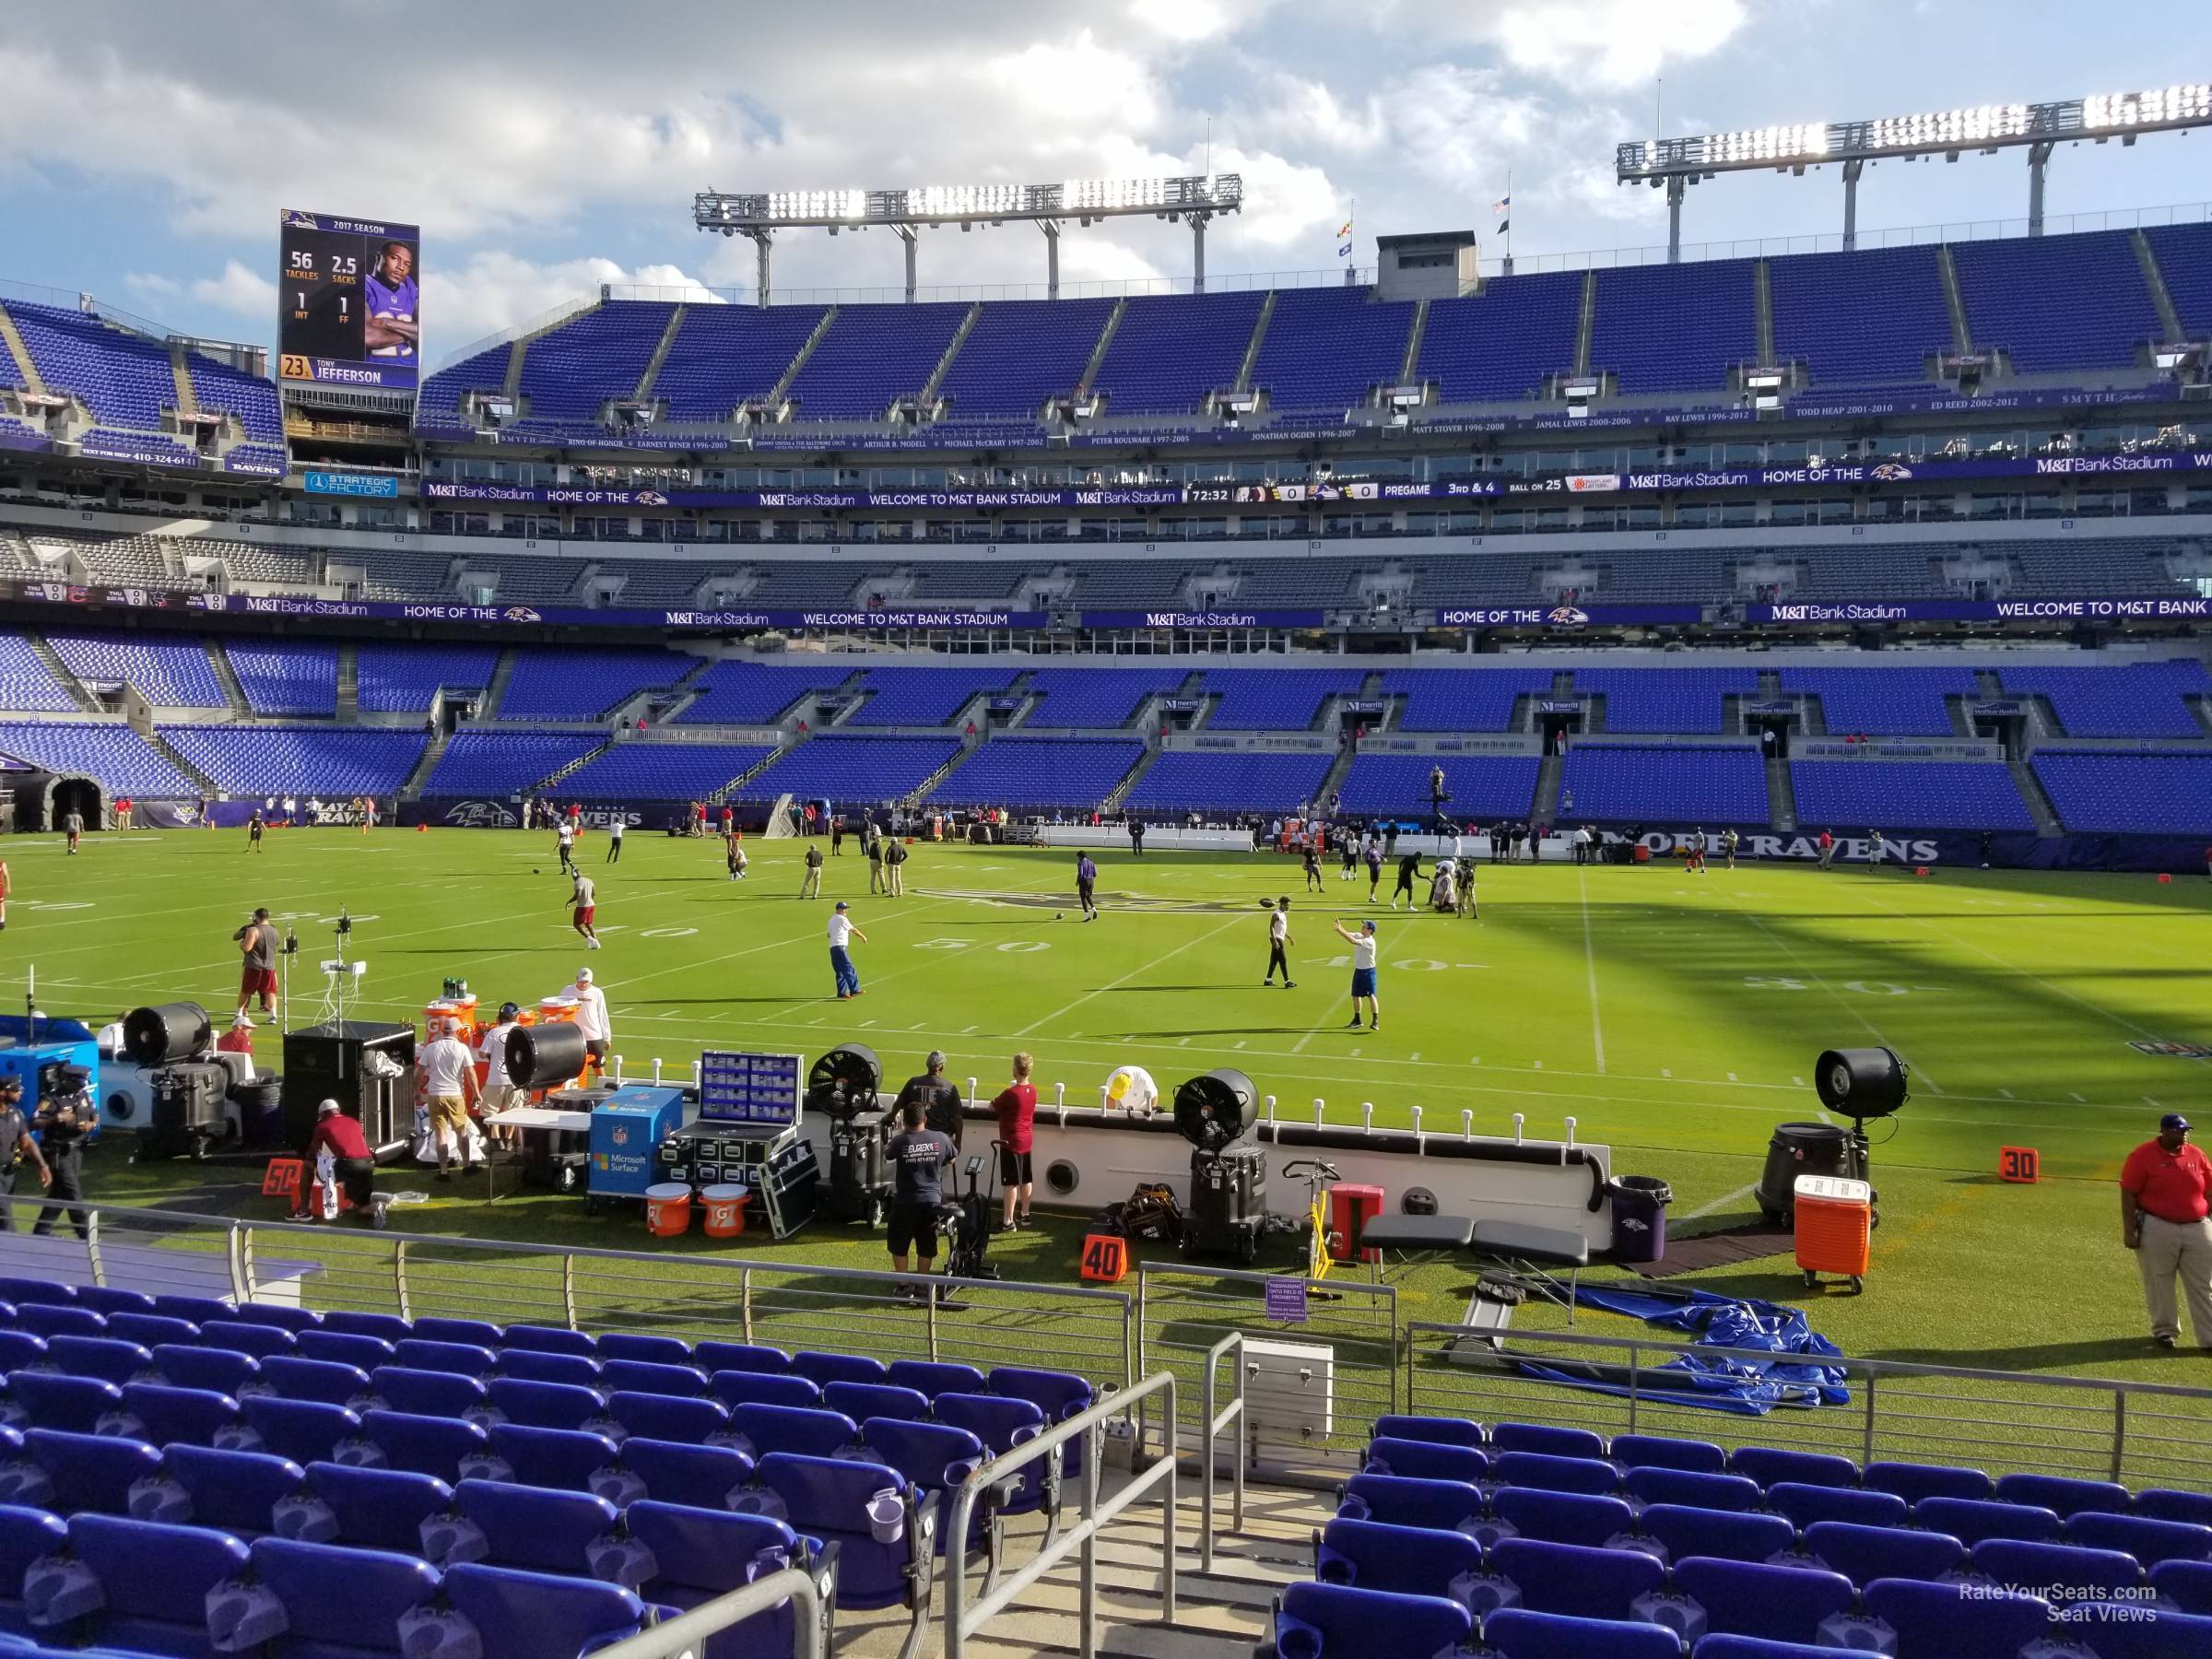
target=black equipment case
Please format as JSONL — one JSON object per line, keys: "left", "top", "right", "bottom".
{"left": 1182, "top": 1145, "right": 1267, "bottom": 1265}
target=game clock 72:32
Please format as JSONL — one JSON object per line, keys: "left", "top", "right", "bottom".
{"left": 276, "top": 208, "right": 420, "bottom": 390}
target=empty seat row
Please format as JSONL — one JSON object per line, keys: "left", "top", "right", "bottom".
{"left": 1275, "top": 1569, "right": 2211, "bottom": 1659}
{"left": 1369, "top": 1415, "right": 2212, "bottom": 1529}
{"left": 0, "top": 1424, "right": 947, "bottom": 1656}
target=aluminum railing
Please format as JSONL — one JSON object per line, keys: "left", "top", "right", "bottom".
{"left": 16, "top": 1201, "right": 1134, "bottom": 1390}
{"left": 1405, "top": 1321, "right": 2212, "bottom": 1489}
{"left": 1199, "top": 1330, "right": 1247, "bottom": 1573}
{"left": 944, "top": 1371, "right": 1181, "bottom": 1659}
{"left": 580, "top": 1566, "right": 829, "bottom": 1659}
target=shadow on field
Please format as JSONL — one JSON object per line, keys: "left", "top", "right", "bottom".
{"left": 1866, "top": 1336, "right": 2176, "bottom": 1371}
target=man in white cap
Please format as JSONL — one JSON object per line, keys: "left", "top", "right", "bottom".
{"left": 565, "top": 967, "right": 613, "bottom": 1082}
{"left": 302, "top": 1098, "right": 376, "bottom": 1223}
{"left": 1331, "top": 916, "right": 1382, "bottom": 1030}
{"left": 828, "top": 901, "right": 866, "bottom": 999}
{"left": 418, "top": 1017, "right": 482, "bottom": 1180}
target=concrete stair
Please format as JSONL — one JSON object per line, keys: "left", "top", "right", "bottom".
{"left": 634, "top": 304, "right": 688, "bottom": 400}
{"left": 2011, "top": 758, "right": 2065, "bottom": 838}
{"left": 477, "top": 649, "right": 517, "bottom": 720}
{"left": 1398, "top": 298, "right": 1430, "bottom": 386}
{"left": 399, "top": 727, "right": 451, "bottom": 800}
{"left": 27, "top": 636, "right": 98, "bottom": 712}
{"left": 147, "top": 732, "right": 218, "bottom": 797}
{"left": 1533, "top": 751, "right": 1564, "bottom": 824}
{"left": 205, "top": 642, "right": 251, "bottom": 717}
{"left": 0, "top": 302, "right": 46, "bottom": 395}
{"left": 770, "top": 308, "right": 840, "bottom": 406}
{"left": 1102, "top": 747, "right": 1159, "bottom": 816}
{"left": 1231, "top": 293, "right": 1277, "bottom": 395}
{"left": 169, "top": 347, "right": 201, "bottom": 419}
{"left": 1077, "top": 300, "right": 1125, "bottom": 399}
{"left": 335, "top": 644, "right": 359, "bottom": 720}
{"left": 1768, "top": 754, "right": 1796, "bottom": 833}
{"left": 1936, "top": 246, "right": 1973, "bottom": 355}
{"left": 830, "top": 1478, "right": 1301, "bottom": 1657}
{"left": 922, "top": 304, "right": 982, "bottom": 406}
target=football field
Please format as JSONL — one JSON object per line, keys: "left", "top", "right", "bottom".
{"left": 11, "top": 824, "right": 2212, "bottom": 1382}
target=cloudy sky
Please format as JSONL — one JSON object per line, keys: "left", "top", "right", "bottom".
{"left": 2, "top": 2, "right": 2203, "bottom": 360}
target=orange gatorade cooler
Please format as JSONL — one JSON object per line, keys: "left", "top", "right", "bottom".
{"left": 700, "top": 1183, "right": 747, "bottom": 1239}
{"left": 539, "top": 995, "right": 580, "bottom": 1026}
{"left": 1794, "top": 1173, "right": 1872, "bottom": 1294}
{"left": 424, "top": 1001, "right": 459, "bottom": 1041}
{"left": 446, "top": 993, "right": 479, "bottom": 1043}
{"left": 644, "top": 1182, "right": 693, "bottom": 1238}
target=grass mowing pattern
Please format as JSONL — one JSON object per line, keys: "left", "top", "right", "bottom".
{"left": 13, "top": 825, "right": 2212, "bottom": 1412}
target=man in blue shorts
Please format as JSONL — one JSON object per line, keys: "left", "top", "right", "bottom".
{"left": 1332, "top": 917, "right": 1381, "bottom": 1030}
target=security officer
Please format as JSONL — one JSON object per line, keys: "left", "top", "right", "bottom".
{"left": 894, "top": 1050, "right": 964, "bottom": 1151}
{"left": 31, "top": 1066, "right": 95, "bottom": 1240}
{"left": 0, "top": 1077, "right": 54, "bottom": 1231}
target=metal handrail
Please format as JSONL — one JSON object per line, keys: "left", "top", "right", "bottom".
{"left": 1405, "top": 1320, "right": 2212, "bottom": 1404}
{"left": 1405, "top": 1320, "right": 2212, "bottom": 1484}
{"left": 1199, "top": 1330, "right": 1246, "bottom": 1573}
{"left": 578, "top": 1565, "right": 828, "bottom": 1659}
{"left": 46, "top": 1200, "right": 1134, "bottom": 1385}
{"left": 944, "top": 1370, "right": 1180, "bottom": 1659}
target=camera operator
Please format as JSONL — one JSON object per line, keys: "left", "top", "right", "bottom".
{"left": 0, "top": 1078, "right": 53, "bottom": 1231}
{"left": 30, "top": 1065, "right": 96, "bottom": 1240}
{"left": 234, "top": 908, "right": 281, "bottom": 1026}
{"left": 895, "top": 1050, "right": 963, "bottom": 1150}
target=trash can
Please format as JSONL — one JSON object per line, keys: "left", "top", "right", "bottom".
{"left": 1608, "top": 1175, "right": 1674, "bottom": 1265}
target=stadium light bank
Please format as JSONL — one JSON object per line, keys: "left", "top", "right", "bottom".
{"left": 1618, "top": 84, "right": 2211, "bottom": 260}
{"left": 693, "top": 175, "right": 1242, "bottom": 303}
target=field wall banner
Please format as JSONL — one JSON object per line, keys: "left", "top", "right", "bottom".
{"left": 420, "top": 448, "right": 2212, "bottom": 509}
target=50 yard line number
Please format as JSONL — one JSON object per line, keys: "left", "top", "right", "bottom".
{"left": 1745, "top": 976, "right": 1938, "bottom": 995}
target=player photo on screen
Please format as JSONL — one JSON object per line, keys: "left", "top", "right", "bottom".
{"left": 363, "top": 240, "right": 418, "bottom": 361}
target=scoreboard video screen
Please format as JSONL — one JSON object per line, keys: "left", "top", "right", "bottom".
{"left": 276, "top": 208, "right": 420, "bottom": 390}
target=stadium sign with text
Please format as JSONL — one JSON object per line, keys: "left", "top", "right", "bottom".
{"left": 277, "top": 209, "right": 421, "bottom": 391}
{"left": 303, "top": 470, "right": 402, "bottom": 498}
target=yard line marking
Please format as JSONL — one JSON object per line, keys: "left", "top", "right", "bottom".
{"left": 1533, "top": 1060, "right": 1543, "bottom": 1070}
{"left": 1409, "top": 1052, "right": 1420, "bottom": 1062}
{"left": 1577, "top": 865, "right": 1606, "bottom": 1075}
{"left": 1999, "top": 1088, "right": 2015, "bottom": 1099}
{"left": 2071, "top": 1093, "right": 2087, "bottom": 1103}
{"left": 1816, "top": 1109, "right": 1838, "bottom": 1125}
{"left": 1793, "top": 1077, "right": 1805, "bottom": 1088}
{"left": 1727, "top": 1072, "right": 1738, "bottom": 1082}
{"left": 1662, "top": 1068, "right": 1672, "bottom": 1078}
{"left": 1232, "top": 1041, "right": 1246, "bottom": 1049}
{"left": 1015, "top": 912, "right": 1246, "bottom": 1040}
{"left": 1853, "top": 886, "right": 2171, "bottom": 1044}
{"left": 857, "top": 1019, "right": 876, "bottom": 1028}
{"left": 1740, "top": 912, "right": 1943, "bottom": 1094}
{"left": 1685, "top": 1182, "right": 1759, "bottom": 1221}
{"left": 962, "top": 1025, "right": 978, "bottom": 1034}
{"left": 2145, "top": 1097, "right": 2163, "bottom": 1109}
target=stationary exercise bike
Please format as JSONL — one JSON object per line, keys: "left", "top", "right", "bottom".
{"left": 1282, "top": 1158, "right": 1345, "bottom": 1289}
{"left": 936, "top": 1147, "right": 1002, "bottom": 1294}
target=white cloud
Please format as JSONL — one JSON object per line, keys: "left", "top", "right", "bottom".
{"left": 429, "top": 253, "right": 724, "bottom": 344}
{"left": 1374, "top": 0, "right": 1751, "bottom": 91}
{"left": 124, "top": 258, "right": 276, "bottom": 318}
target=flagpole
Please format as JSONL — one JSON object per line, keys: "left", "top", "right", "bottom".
{"left": 1504, "top": 168, "right": 1512, "bottom": 267}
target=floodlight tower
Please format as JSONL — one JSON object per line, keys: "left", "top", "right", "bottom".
{"left": 693, "top": 176, "right": 1243, "bottom": 303}
{"left": 1617, "top": 85, "right": 2211, "bottom": 260}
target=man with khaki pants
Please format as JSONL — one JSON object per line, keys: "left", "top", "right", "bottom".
{"left": 2121, "top": 1112, "right": 2212, "bottom": 1352}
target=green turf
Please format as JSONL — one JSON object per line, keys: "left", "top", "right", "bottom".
{"left": 14, "top": 825, "right": 2212, "bottom": 1393}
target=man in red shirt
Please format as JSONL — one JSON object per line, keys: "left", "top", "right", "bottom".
{"left": 2121, "top": 1112, "right": 2212, "bottom": 1351}
{"left": 303, "top": 1100, "right": 378, "bottom": 1225}
{"left": 993, "top": 1052, "right": 1037, "bottom": 1233}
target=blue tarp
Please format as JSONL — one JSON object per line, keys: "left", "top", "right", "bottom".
{"left": 1502, "top": 1286, "right": 1851, "bottom": 1417}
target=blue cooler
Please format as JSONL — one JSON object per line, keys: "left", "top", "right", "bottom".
{"left": 589, "top": 1086, "right": 687, "bottom": 1200}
